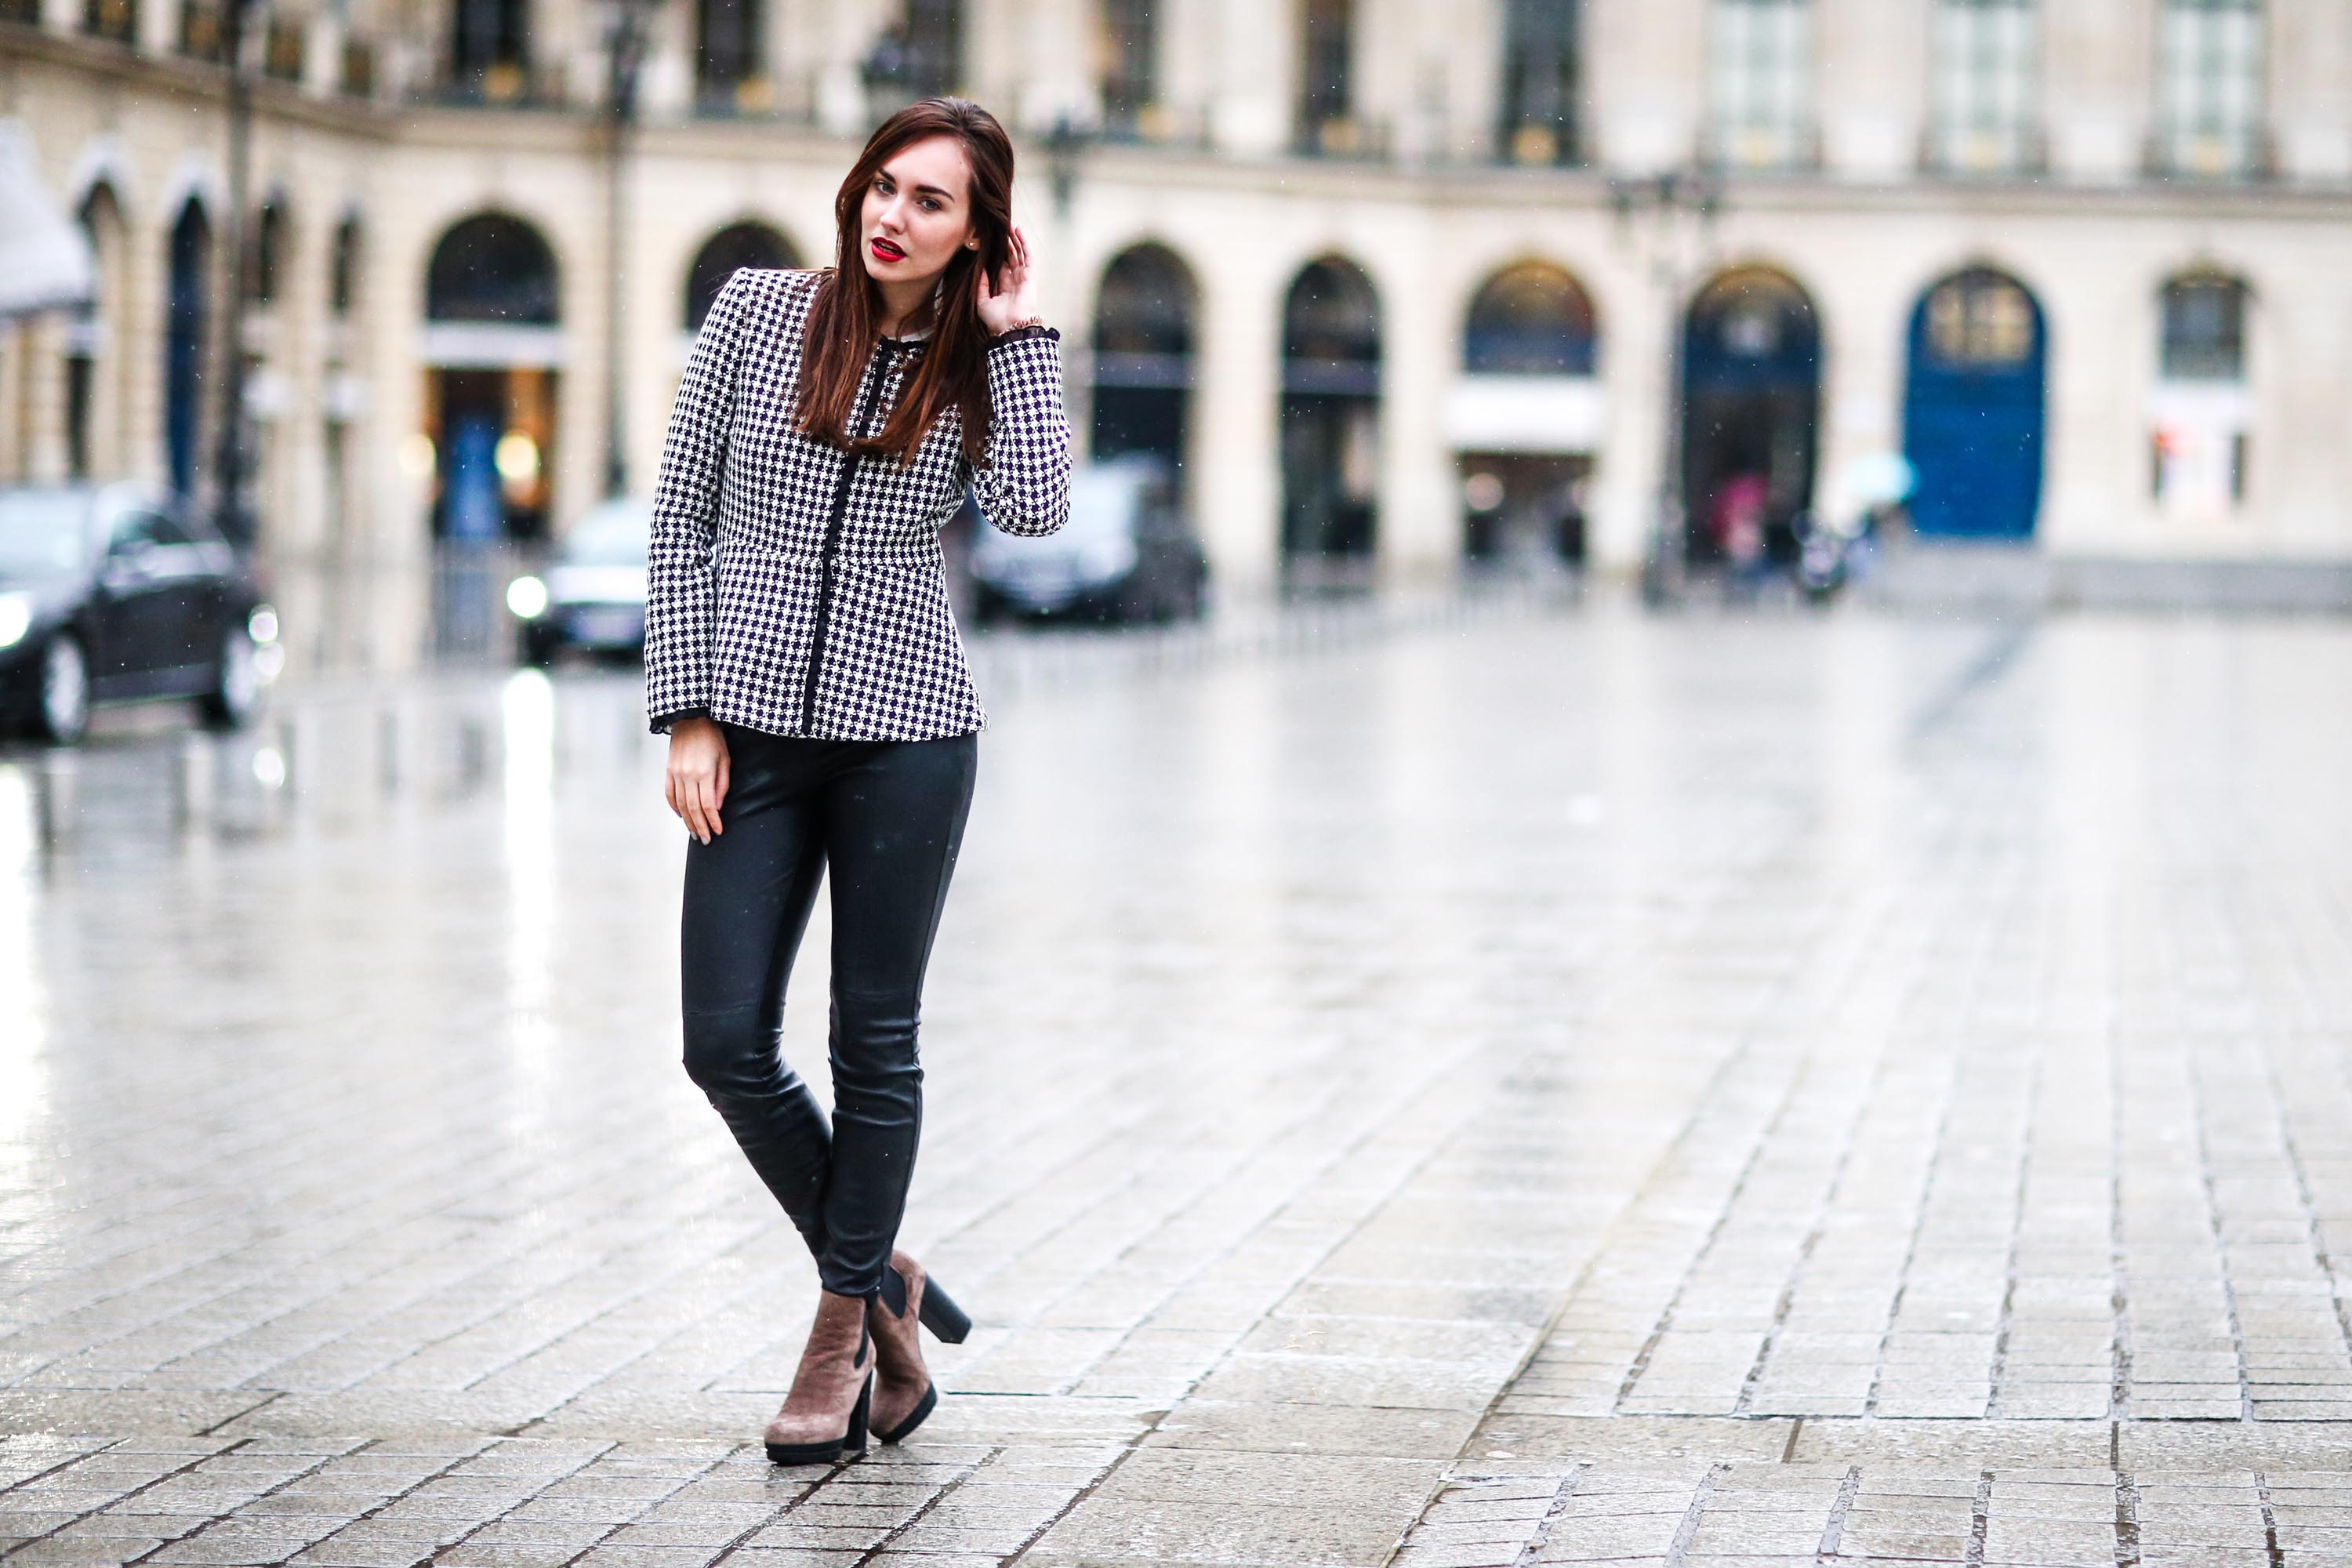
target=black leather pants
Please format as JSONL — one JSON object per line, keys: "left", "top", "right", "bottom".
{"left": 679, "top": 722, "right": 977, "bottom": 1298}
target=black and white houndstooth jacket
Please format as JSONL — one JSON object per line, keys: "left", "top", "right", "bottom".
{"left": 642, "top": 266, "right": 1070, "bottom": 740}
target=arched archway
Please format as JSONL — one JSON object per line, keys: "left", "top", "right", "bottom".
{"left": 2152, "top": 269, "right": 2253, "bottom": 519}
{"left": 423, "top": 212, "right": 561, "bottom": 540}
{"left": 165, "top": 198, "right": 211, "bottom": 498}
{"left": 1090, "top": 242, "right": 1199, "bottom": 490}
{"left": 1679, "top": 266, "right": 1820, "bottom": 569}
{"left": 684, "top": 221, "right": 797, "bottom": 332}
{"left": 1455, "top": 260, "right": 1600, "bottom": 568}
{"left": 1464, "top": 260, "right": 1595, "bottom": 376}
{"left": 1902, "top": 265, "right": 2045, "bottom": 539}
{"left": 1280, "top": 256, "right": 1381, "bottom": 588}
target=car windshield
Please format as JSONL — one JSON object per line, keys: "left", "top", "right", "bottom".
{"left": 564, "top": 503, "right": 652, "bottom": 566}
{"left": 0, "top": 492, "right": 97, "bottom": 577}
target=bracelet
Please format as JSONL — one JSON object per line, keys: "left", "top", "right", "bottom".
{"left": 991, "top": 316, "right": 1047, "bottom": 338}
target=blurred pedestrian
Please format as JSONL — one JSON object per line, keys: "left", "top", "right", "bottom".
{"left": 641, "top": 97, "right": 1071, "bottom": 1465}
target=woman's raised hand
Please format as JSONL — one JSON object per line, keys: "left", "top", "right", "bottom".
{"left": 664, "top": 716, "right": 731, "bottom": 844}
{"left": 975, "top": 226, "right": 1038, "bottom": 335}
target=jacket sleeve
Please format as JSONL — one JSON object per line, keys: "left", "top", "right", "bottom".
{"left": 969, "top": 325, "right": 1073, "bottom": 538}
{"left": 643, "top": 269, "right": 751, "bottom": 734}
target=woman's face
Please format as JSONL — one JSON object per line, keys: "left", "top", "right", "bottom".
{"left": 859, "top": 135, "right": 978, "bottom": 289}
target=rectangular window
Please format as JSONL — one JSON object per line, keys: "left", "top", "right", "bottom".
{"left": 1098, "top": 0, "right": 1158, "bottom": 137}
{"left": 904, "top": 0, "right": 963, "bottom": 98}
{"left": 1298, "top": 0, "right": 1356, "bottom": 153}
{"left": 2157, "top": 0, "right": 2265, "bottom": 178}
{"left": 1931, "top": 0, "right": 2037, "bottom": 173}
{"left": 80, "top": 0, "right": 136, "bottom": 45}
{"left": 1708, "top": 0, "right": 1813, "bottom": 170}
{"left": 697, "top": 0, "right": 765, "bottom": 110}
{"left": 1498, "top": 0, "right": 1582, "bottom": 165}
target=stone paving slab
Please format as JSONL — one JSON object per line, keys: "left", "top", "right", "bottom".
{"left": 5, "top": 608, "right": 2352, "bottom": 1563}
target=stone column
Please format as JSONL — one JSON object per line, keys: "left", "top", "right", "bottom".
{"left": 1370, "top": 226, "right": 1456, "bottom": 585}
{"left": 1588, "top": 0, "right": 1705, "bottom": 173}
{"left": 1817, "top": 0, "right": 1926, "bottom": 180}
{"left": 118, "top": 206, "right": 169, "bottom": 485}
{"left": 19, "top": 314, "right": 71, "bottom": 483}
{"left": 2045, "top": 0, "right": 2151, "bottom": 181}
{"left": 1191, "top": 238, "right": 1283, "bottom": 596}
{"left": 2273, "top": 0, "right": 2352, "bottom": 182}
{"left": 1589, "top": 256, "right": 1671, "bottom": 575}
{"left": 273, "top": 194, "right": 332, "bottom": 557}
{"left": 1207, "top": 0, "right": 1294, "bottom": 156}
{"left": 1811, "top": 227, "right": 1907, "bottom": 534}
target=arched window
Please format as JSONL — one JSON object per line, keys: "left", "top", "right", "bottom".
{"left": 165, "top": 199, "right": 212, "bottom": 496}
{"left": 2159, "top": 272, "right": 2249, "bottom": 380}
{"left": 683, "top": 222, "right": 796, "bottom": 331}
{"left": 1463, "top": 263, "right": 1597, "bottom": 376}
{"left": 248, "top": 197, "right": 288, "bottom": 306}
{"left": 2158, "top": 0, "right": 2265, "bottom": 177}
{"left": 426, "top": 212, "right": 559, "bottom": 324}
{"left": 329, "top": 212, "right": 363, "bottom": 317}
{"left": 67, "top": 183, "right": 126, "bottom": 481}
{"left": 1090, "top": 242, "right": 1199, "bottom": 474}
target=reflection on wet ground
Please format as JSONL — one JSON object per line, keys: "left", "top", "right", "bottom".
{"left": 5, "top": 601, "right": 2352, "bottom": 1567}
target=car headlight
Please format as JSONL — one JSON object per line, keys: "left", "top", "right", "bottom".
{"left": 0, "top": 592, "right": 31, "bottom": 650}
{"left": 247, "top": 604, "right": 280, "bottom": 644}
{"left": 506, "top": 575, "right": 550, "bottom": 619}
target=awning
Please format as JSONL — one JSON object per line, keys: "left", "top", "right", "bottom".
{"left": 0, "top": 123, "right": 94, "bottom": 321}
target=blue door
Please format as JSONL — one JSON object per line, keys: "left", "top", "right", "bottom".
{"left": 1902, "top": 268, "right": 2045, "bottom": 539}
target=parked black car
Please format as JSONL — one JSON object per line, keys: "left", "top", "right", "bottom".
{"left": 505, "top": 496, "right": 651, "bottom": 665}
{"left": 967, "top": 456, "right": 1207, "bottom": 625}
{"left": 0, "top": 482, "right": 278, "bottom": 744}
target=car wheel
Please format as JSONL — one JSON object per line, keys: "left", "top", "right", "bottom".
{"left": 35, "top": 635, "right": 91, "bottom": 745}
{"left": 198, "top": 622, "right": 264, "bottom": 729}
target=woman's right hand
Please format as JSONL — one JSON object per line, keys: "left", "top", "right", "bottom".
{"left": 665, "top": 717, "right": 730, "bottom": 844}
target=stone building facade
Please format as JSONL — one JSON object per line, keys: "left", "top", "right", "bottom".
{"left": 3, "top": 0, "right": 2349, "bottom": 624}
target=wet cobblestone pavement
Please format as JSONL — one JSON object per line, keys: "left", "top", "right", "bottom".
{"left": 5, "top": 604, "right": 2352, "bottom": 1565}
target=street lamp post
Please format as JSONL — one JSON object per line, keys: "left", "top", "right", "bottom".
{"left": 1606, "top": 166, "right": 1722, "bottom": 607}
{"left": 212, "top": 0, "right": 263, "bottom": 548}
{"left": 600, "top": 0, "right": 655, "bottom": 498}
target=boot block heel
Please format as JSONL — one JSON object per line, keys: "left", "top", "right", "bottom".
{"left": 918, "top": 1281, "right": 972, "bottom": 1345}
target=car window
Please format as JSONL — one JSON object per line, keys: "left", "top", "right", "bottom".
{"left": 108, "top": 510, "right": 178, "bottom": 554}
{"left": 0, "top": 492, "right": 94, "bottom": 575}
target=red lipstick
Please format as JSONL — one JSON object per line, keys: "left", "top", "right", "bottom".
{"left": 869, "top": 237, "right": 905, "bottom": 263}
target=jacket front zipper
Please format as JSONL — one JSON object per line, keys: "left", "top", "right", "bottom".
{"left": 799, "top": 340, "right": 899, "bottom": 733}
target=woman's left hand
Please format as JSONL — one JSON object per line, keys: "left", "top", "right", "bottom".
{"left": 975, "top": 226, "right": 1040, "bottom": 335}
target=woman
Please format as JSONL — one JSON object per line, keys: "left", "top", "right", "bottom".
{"left": 642, "top": 97, "right": 1069, "bottom": 1466}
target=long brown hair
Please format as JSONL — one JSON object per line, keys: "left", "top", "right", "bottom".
{"left": 796, "top": 98, "right": 1014, "bottom": 467}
